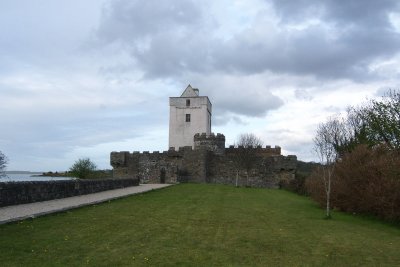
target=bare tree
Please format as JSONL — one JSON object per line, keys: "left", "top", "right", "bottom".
{"left": 314, "top": 119, "right": 339, "bottom": 218}
{"left": 0, "top": 150, "right": 8, "bottom": 178}
{"left": 233, "top": 133, "right": 263, "bottom": 187}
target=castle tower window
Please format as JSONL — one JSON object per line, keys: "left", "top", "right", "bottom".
{"left": 186, "top": 114, "right": 191, "bottom": 122}
{"left": 186, "top": 99, "right": 190, "bottom": 106}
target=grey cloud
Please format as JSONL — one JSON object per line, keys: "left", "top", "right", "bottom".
{"left": 90, "top": 0, "right": 400, "bottom": 128}
{"left": 95, "top": 0, "right": 400, "bottom": 82}
{"left": 321, "top": 0, "right": 397, "bottom": 27}
{"left": 96, "top": 1, "right": 287, "bottom": 118}
{"left": 96, "top": 0, "right": 211, "bottom": 78}
{"left": 186, "top": 75, "right": 284, "bottom": 120}
{"left": 135, "top": 32, "right": 211, "bottom": 78}
{"left": 214, "top": 91, "right": 283, "bottom": 118}
{"left": 263, "top": 0, "right": 400, "bottom": 79}
{"left": 271, "top": 0, "right": 398, "bottom": 27}
{"left": 213, "top": 114, "right": 247, "bottom": 127}
{"left": 98, "top": 0, "right": 202, "bottom": 42}
{"left": 214, "top": 21, "right": 400, "bottom": 80}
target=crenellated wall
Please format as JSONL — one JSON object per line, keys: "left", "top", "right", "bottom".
{"left": 194, "top": 133, "right": 225, "bottom": 155}
{"left": 225, "top": 145, "right": 282, "bottom": 156}
{"left": 110, "top": 133, "right": 297, "bottom": 188}
{"left": 110, "top": 147, "right": 211, "bottom": 184}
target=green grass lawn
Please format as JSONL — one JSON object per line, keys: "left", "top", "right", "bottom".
{"left": 1, "top": 184, "right": 399, "bottom": 266}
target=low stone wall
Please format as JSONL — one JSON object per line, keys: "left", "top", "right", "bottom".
{"left": 0, "top": 178, "right": 139, "bottom": 207}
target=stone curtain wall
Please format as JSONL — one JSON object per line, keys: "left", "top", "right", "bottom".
{"left": 111, "top": 146, "right": 297, "bottom": 188}
{"left": 0, "top": 178, "right": 139, "bottom": 207}
{"left": 110, "top": 148, "right": 208, "bottom": 184}
{"left": 207, "top": 152, "right": 297, "bottom": 188}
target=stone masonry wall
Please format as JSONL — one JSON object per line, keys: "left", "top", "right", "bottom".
{"left": 207, "top": 152, "right": 296, "bottom": 188}
{"left": 111, "top": 145, "right": 297, "bottom": 188}
{"left": 194, "top": 133, "right": 225, "bottom": 155}
{"left": 111, "top": 148, "right": 208, "bottom": 184}
{"left": 0, "top": 178, "right": 139, "bottom": 207}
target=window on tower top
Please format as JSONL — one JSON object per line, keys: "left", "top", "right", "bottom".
{"left": 186, "top": 114, "right": 191, "bottom": 122}
{"left": 186, "top": 99, "right": 190, "bottom": 106}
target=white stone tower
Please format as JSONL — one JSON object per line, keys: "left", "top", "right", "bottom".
{"left": 169, "top": 85, "right": 212, "bottom": 150}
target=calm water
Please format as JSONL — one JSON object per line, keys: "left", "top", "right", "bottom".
{"left": 0, "top": 173, "right": 76, "bottom": 182}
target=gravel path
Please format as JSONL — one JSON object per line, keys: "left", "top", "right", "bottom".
{"left": 0, "top": 184, "right": 173, "bottom": 225}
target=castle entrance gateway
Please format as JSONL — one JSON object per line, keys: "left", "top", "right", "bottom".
{"left": 160, "top": 168, "right": 166, "bottom": 184}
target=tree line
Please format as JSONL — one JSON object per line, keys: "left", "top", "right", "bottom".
{"left": 298, "top": 90, "right": 400, "bottom": 222}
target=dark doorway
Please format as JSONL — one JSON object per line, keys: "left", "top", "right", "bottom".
{"left": 160, "top": 168, "right": 166, "bottom": 184}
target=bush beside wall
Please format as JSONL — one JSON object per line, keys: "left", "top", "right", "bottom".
{"left": 306, "top": 145, "right": 400, "bottom": 223}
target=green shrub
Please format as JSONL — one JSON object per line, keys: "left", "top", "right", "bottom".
{"left": 69, "top": 158, "right": 97, "bottom": 179}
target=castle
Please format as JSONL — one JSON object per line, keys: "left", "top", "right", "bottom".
{"left": 110, "top": 85, "right": 297, "bottom": 188}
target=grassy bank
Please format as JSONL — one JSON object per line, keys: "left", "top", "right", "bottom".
{"left": 0, "top": 184, "right": 399, "bottom": 266}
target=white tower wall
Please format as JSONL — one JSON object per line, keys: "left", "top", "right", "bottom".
{"left": 169, "top": 86, "right": 212, "bottom": 150}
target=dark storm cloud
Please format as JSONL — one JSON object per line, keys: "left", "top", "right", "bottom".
{"left": 263, "top": 0, "right": 400, "bottom": 79}
{"left": 271, "top": 0, "right": 397, "bottom": 26}
{"left": 215, "top": 25, "right": 400, "bottom": 80}
{"left": 96, "top": 0, "right": 400, "bottom": 81}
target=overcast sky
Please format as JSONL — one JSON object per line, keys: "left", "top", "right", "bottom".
{"left": 1, "top": 0, "right": 400, "bottom": 171}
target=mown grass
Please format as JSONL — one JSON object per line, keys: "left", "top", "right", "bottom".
{"left": 0, "top": 184, "right": 399, "bottom": 266}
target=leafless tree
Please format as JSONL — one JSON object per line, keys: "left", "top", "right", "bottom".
{"left": 0, "top": 150, "right": 8, "bottom": 177}
{"left": 314, "top": 119, "right": 340, "bottom": 218}
{"left": 233, "top": 133, "right": 263, "bottom": 187}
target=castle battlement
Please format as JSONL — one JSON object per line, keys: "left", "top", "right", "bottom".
{"left": 194, "top": 132, "right": 225, "bottom": 155}
{"left": 225, "top": 145, "right": 281, "bottom": 155}
{"left": 110, "top": 147, "right": 193, "bottom": 162}
{"left": 194, "top": 132, "right": 225, "bottom": 140}
{"left": 111, "top": 143, "right": 288, "bottom": 165}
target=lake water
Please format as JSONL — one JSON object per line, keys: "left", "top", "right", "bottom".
{"left": 0, "top": 173, "right": 76, "bottom": 182}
